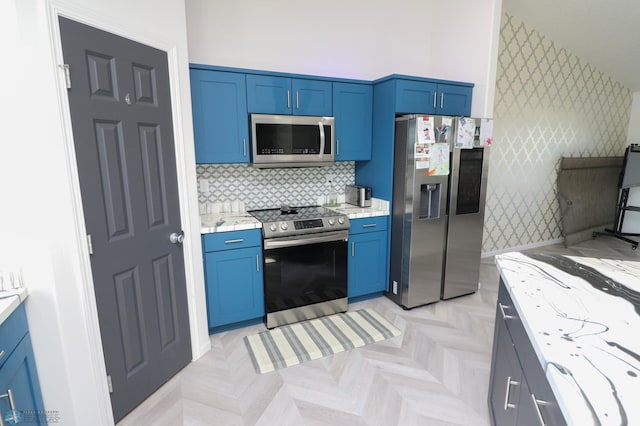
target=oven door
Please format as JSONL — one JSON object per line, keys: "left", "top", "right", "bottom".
{"left": 263, "top": 230, "right": 348, "bottom": 328}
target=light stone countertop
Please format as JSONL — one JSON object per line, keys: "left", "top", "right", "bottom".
{"left": 326, "top": 198, "right": 389, "bottom": 219}
{"left": 495, "top": 252, "right": 640, "bottom": 425}
{"left": 200, "top": 198, "right": 389, "bottom": 234}
{"left": 200, "top": 212, "right": 262, "bottom": 234}
{"left": 0, "top": 287, "right": 29, "bottom": 326}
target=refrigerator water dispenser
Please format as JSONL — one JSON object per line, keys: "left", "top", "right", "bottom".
{"left": 419, "top": 183, "right": 440, "bottom": 219}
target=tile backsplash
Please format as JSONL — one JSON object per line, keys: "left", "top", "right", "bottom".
{"left": 197, "top": 162, "right": 355, "bottom": 211}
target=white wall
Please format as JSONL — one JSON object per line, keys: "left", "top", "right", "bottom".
{"left": 3, "top": 0, "right": 206, "bottom": 424}
{"left": 623, "top": 91, "right": 640, "bottom": 235}
{"left": 186, "top": 0, "right": 503, "bottom": 118}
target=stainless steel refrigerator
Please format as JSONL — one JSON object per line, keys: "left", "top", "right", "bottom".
{"left": 387, "top": 115, "right": 491, "bottom": 308}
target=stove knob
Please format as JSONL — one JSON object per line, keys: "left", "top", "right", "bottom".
{"left": 338, "top": 217, "right": 345, "bottom": 225}
{"left": 269, "top": 223, "right": 277, "bottom": 232}
{"left": 328, "top": 218, "right": 335, "bottom": 226}
{"left": 280, "top": 222, "right": 289, "bottom": 230}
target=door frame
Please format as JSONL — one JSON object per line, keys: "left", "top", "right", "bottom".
{"left": 45, "top": 2, "right": 210, "bottom": 423}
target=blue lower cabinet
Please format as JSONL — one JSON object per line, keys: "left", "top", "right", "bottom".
{"left": 203, "top": 232, "right": 264, "bottom": 330}
{"left": 0, "top": 306, "right": 45, "bottom": 425}
{"left": 348, "top": 217, "right": 388, "bottom": 299}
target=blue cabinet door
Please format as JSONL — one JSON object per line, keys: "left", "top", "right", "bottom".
{"left": 247, "top": 75, "right": 332, "bottom": 116}
{"left": 395, "top": 80, "right": 437, "bottom": 114}
{"left": 348, "top": 231, "right": 387, "bottom": 298}
{"left": 190, "top": 69, "right": 249, "bottom": 164}
{"left": 0, "top": 335, "right": 45, "bottom": 425}
{"left": 333, "top": 83, "right": 373, "bottom": 160}
{"left": 437, "top": 84, "right": 472, "bottom": 116}
{"left": 246, "top": 75, "right": 291, "bottom": 114}
{"left": 394, "top": 80, "right": 473, "bottom": 116}
{"left": 204, "top": 247, "right": 264, "bottom": 328}
{"left": 292, "top": 79, "right": 332, "bottom": 116}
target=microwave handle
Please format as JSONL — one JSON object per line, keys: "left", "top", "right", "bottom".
{"left": 318, "top": 121, "right": 325, "bottom": 160}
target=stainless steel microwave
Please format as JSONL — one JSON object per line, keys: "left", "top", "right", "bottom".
{"left": 250, "top": 114, "right": 335, "bottom": 168}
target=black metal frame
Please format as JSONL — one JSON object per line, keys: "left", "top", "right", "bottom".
{"left": 593, "top": 145, "right": 640, "bottom": 250}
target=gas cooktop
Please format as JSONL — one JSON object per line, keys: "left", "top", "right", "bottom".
{"left": 248, "top": 205, "right": 349, "bottom": 238}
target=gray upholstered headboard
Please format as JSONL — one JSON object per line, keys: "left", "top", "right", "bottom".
{"left": 557, "top": 156, "right": 623, "bottom": 246}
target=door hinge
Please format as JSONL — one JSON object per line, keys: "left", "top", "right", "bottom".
{"left": 87, "top": 234, "right": 94, "bottom": 255}
{"left": 59, "top": 64, "right": 71, "bottom": 89}
{"left": 107, "top": 375, "right": 113, "bottom": 393}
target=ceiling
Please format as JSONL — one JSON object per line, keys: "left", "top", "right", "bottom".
{"left": 502, "top": 0, "right": 640, "bottom": 92}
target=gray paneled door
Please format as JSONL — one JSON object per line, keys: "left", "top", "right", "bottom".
{"left": 59, "top": 17, "right": 191, "bottom": 422}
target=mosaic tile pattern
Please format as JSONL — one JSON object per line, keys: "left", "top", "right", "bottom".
{"left": 197, "top": 162, "right": 355, "bottom": 210}
{"left": 484, "top": 13, "right": 632, "bottom": 253}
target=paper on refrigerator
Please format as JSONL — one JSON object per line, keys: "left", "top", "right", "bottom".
{"left": 456, "top": 117, "right": 476, "bottom": 149}
{"left": 417, "top": 116, "right": 435, "bottom": 143}
{"left": 479, "top": 118, "right": 493, "bottom": 147}
{"left": 414, "top": 116, "right": 433, "bottom": 170}
{"left": 414, "top": 116, "right": 449, "bottom": 175}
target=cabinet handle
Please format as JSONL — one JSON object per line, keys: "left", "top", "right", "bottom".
{"left": 243, "top": 138, "right": 247, "bottom": 157}
{"left": 498, "top": 302, "right": 514, "bottom": 320}
{"left": 503, "top": 376, "right": 519, "bottom": 411}
{"left": 296, "top": 91, "right": 299, "bottom": 109}
{"left": 0, "top": 350, "right": 5, "bottom": 361}
{"left": 224, "top": 239, "right": 244, "bottom": 244}
{"left": 351, "top": 241, "right": 355, "bottom": 257}
{"left": 337, "top": 139, "right": 340, "bottom": 156}
{"left": 287, "top": 90, "right": 291, "bottom": 109}
{"left": 0, "top": 389, "right": 18, "bottom": 424}
{"left": 440, "top": 92, "right": 444, "bottom": 109}
{"left": 362, "top": 224, "right": 377, "bottom": 228}
{"left": 433, "top": 92, "right": 437, "bottom": 109}
{"left": 256, "top": 254, "right": 260, "bottom": 272}
{"left": 531, "top": 394, "right": 549, "bottom": 426}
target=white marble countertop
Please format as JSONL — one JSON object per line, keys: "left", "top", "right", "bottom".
{"left": 200, "top": 198, "right": 389, "bottom": 234}
{"left": 495, "top": 252, "right": 640, "bottom": 425}
{"left": 0, "top": 288, "right": 29, "bottom": 326}
{"left": 326, "top": 198, "right": 390, "bottom": 219}
{"left": 200, "top": 212, "right": 262, "bottom": 234}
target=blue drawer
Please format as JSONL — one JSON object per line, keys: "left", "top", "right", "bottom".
{"left": 0, "top": 303, "right": 28, "bottom": 369}
{"left": 349, "top": 216, "right": 388, "bottom": 234}
{"left": 202, "top": 229, "right": 262, "bottom": 252}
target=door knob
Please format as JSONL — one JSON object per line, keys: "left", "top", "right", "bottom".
{"left": 169, "top": 231, "right": 184, "bottom": 244}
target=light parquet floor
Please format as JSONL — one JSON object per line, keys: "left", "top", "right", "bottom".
{"left": 118, "top": 237, "right": 639, "bottom": 426}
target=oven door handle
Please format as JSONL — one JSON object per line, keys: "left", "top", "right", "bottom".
{"left": 264, "top": 230, "right": 348, "bottom": 250}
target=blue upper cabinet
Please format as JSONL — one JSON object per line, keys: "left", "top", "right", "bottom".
{"left": 190, "top": 69, "right": 249, "bottom": 164}
{"left": 333, "top": 83, "right": 373, "bottom": 161}
{"left": 292, "top": 79, "right": 332, "bottom": 116}
{"left": 245, "top": 75, "right": 290, "bottom": 114}
{"left": 395, "top": 80, "right": 437, "bottom": 114}
{"left": 247, "top": 75, "right": 332, "bottom": 116}
{"left": 395, "top": 79, "right": 472, "bottom": 116}
{"left": 436, "top": 84, "right": 472, "bottom": 116}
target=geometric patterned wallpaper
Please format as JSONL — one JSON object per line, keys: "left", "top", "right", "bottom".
{"left": 483, "top": 13, "right": 632, "bottom": 254}
{"left": 197, "top": 161, "right": 355, "bottom": 211}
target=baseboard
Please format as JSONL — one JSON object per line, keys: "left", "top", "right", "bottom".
{"left": 481, "top": 238, "right": 565, "bottom": 258}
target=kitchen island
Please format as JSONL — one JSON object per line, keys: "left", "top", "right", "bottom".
{"left": 490, "top": 251, "right": 640, "bottom": 425}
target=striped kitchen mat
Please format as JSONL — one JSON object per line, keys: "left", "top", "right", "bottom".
{"left": 244, "top": 308, "right": 401, "bottom": 374}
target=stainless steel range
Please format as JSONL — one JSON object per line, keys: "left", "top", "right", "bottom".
{"left": 248, "top": 205, "right": 350, "bottom": 328}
